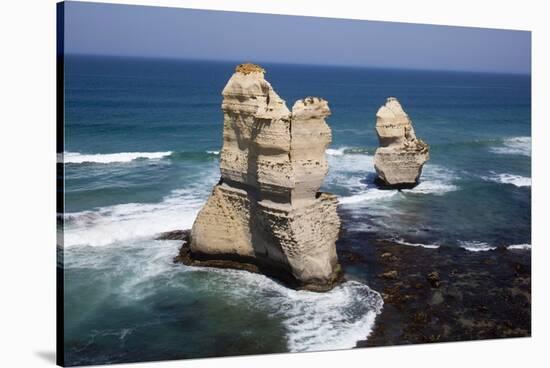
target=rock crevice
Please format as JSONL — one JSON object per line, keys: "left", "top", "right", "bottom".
{"left": 181, "top": 64, "right": 342, "bottom": 291}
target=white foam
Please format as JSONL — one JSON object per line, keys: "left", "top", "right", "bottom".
{"left": 206, "top": 150, "right": 220, "bottom": 155}
{"left": 338, "top": 179, "right": 457, "bottom": 205}
{"left": 482, "top": 173, "right": 531, "bottom": 187}
{"left": 326, "top": 151, "right": 375, "bottom": 202}
{"left": 402, "top": 181, "right": 459, "bottom": 195}
{"left": 326, "top": 150, "right": 409, "bottom": 210}
{"left": 62, "top": 163, "right": 219, "bottom": 248}
{"left": 393, "top": 237, "right": 440, "bottom": 249}
{"left": 201, "top": 268, "right": 384, "bottom": 352}
{"left": 282, "top": 282, "right": 382, "bottom": 352}
{"left": 63, "top": 193, "right": 203, "bottom": 247}
{"left": 402, "top": 164, "right": 460, "bottom": 195}
{"left": 327, "top": 152, "right": 458, "bottom": 206}
{"left": 339, "top": 190, "right": 398, "bottom": 205}
{"left": 63, "top": 151, "right": 172, "bottom": 164}
{"left": 326, "top": 147, "right": 348, "bottom": 156}
{"left": 507, "top": 243, "right": 531, "bottom": 250}
{"left": 459, "top": 241, "right": 497, "bottom": 252}
{"left": 64, "top": 240, "right": 384, "bottom": 351}
{"left": 326, "top": 146, "right": 371, "bottom": 157}
{"left": 490, "top": 136, "right": 531, "bottom": 156}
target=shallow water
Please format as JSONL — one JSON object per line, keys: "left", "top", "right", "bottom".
{"left": 61, "top": 55, "right": 531, "bottom": 365}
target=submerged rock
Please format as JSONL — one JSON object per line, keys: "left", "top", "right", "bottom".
{"left": 379, "top": 270, "right": 399, "bottom": 280}
{"left": 427, "top": 271, "right": 441, "bottom": 288}
{"left": 184, "top": 64, "right": 342, "bottom": 291}
{"left": 374, "top": 97, "right": 429, "bottom": 188}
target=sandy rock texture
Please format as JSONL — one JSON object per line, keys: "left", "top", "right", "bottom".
{"left": 374, "top": 97, "right": 429, "bottom": 188}
{"left": 186, "top": 64, "right": 342, "bottom": 291}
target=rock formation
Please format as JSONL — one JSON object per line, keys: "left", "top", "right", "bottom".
{"left": 373, "top": 97, "right": 429, "bottom": 188}
{"left": 180, "top": 63, "right": 342, "bottom": 291}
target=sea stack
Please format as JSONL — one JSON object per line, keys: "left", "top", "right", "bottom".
{"left": 182, "top": 63, "right": 342, "bottom": 291}
{"left": 373, "top": 97, "right": 429, "bottom": 188}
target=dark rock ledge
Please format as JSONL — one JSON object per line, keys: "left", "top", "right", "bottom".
{"left": 341, "top": 239, "right": 531, "bottom": 347}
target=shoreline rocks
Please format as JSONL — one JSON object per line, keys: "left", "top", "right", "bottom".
{"left": 178, "top": 64, "right": 343, "bottom": 292}
{"left": 374, "top": 97, "right": 429, "bottom": 188}
{"left": 336, "top": 233, "right": 531, "bottom": 347}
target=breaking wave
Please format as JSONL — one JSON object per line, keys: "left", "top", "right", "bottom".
{"left": 507, "top": 243, "right": 531, "bottom": 250}
{"left": 326, "top": 146, "right": 371, "bottom": 156}
{"left": 459, "top": 241, "right": 497, "bottom": 252}
{"left": 63, "top": 151, "right": 173, "bottom": 164}
{"left": 392, "top": 237, "right": 440, "bottom": 249}
{"left": 326, "top": 148, "right": 347, "bottom": 156}
{"left": 482, "top": 172, "right": 531, "bottom": 187}
{"left": 214, "top": 269, "right": 384, "bottom": 352}
{"left": 328, "top": 148, "right": 459, "bottom": 206}
{"left": 489, "top": 136, "right": 531, "bottom": 156}
{"left": 402, "top": 181, "right": 459, "bottom": 195}
{"left": 64, "top": 240, "right": 384, "bottom": 352}
{"left": 62, "top": 187, "right": 211, "bottom": 247}
{"left": 339, "top": 190, "right": 399, "bottom": 205}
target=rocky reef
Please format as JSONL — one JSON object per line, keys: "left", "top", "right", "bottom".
{"left": 374, "top": 97, "right": 429, "bottom": 188}
{"left": 178, "top": 64, "right": 342, "bottom": 291}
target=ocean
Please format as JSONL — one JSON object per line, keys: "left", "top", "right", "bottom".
{"left": 60, "top": 55, "right": 531, "bottom": 365}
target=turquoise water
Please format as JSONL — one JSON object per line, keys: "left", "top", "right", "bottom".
{"left": 61, "top": 55, "right": 531, "bottom": 365}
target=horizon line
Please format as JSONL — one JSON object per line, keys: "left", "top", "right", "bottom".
{"left": 64, "top": 52, "right": 532, "bottom": 77}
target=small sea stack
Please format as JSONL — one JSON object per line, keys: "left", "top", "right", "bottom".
{"left": 178, "top": 63, "right": 342, "bottom": 291}
{"left": 373, "top": 97, "right": 429, "bottom": 188}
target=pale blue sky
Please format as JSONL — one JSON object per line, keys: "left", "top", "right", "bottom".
{"left": 63, "top": 1, "right": 531, "bottom": 74}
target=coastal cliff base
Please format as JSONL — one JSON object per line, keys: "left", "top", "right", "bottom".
{"left": 169, "top": 230, "right": 344, "bottom": 292}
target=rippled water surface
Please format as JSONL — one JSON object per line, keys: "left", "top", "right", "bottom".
{"left": 61, "top": 55, "right": 531, "bottom": 365}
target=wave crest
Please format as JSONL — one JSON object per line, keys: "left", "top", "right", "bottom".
{"left": 326, "top": 147, "right": 370, "bottom": 156}
{"left": 459, "top": 241, "right": 497, "bottom": 252}
{"left": 339, "top": 190, "right": 398, "bottom": 205}
{"left": 490, "top": 136, "right": 531, "bottom": 156}
{"left": 336, "top": 162, "right": 458, "bottom": 206}
{"left": 482, "top": 172, "right": 531, "bottom": 187}
{"left": 62, "top": 151, "right": 172, "bottom": 164}
{"left": 402, "top": 181, "right": 458, "bottom": 195}
{"left": 507, "top": 243, "right": 531, "bottom": 250}
{"left": 62, "top": 176, "right": 217, "bottom": 247}
{"left": 392, "top": 237, "right": 440, "bottom": 249}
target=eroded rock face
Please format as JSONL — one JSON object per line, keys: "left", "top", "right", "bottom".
{"left": 187, "top": 64, "right": 342, "bottom": 291}
{"left": 374, "top": 97, "right": 429, "bottom": 188}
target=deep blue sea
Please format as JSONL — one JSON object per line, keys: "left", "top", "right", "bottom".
{"left": 61, "top": 55, "right": 531, "bottom": 365}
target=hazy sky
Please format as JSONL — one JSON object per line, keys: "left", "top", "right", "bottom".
{"left": 63, "top": 1, "right": 531, "bottom": 74}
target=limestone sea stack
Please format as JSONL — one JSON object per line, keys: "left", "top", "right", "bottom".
{"left": 373, "top": 97, "right": 429, "bottom": 188}
{"left": 182, "top": 64, "right": 342, "bottom": 291}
